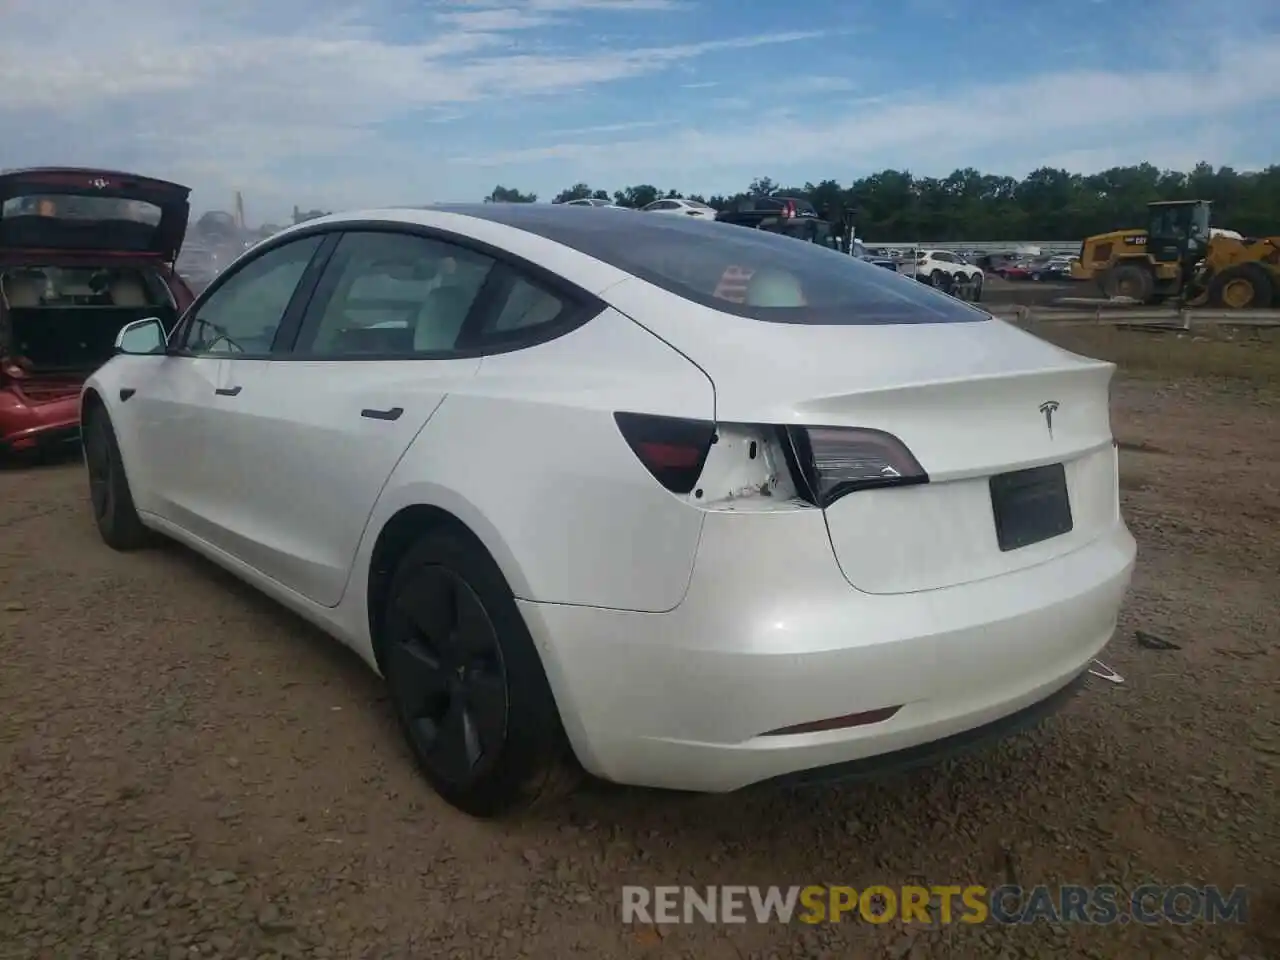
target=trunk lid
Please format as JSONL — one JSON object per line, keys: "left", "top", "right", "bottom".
{"left": 608, "top": 289, "right": 1120, "bottom": 595}
{"left": 0, "top": 168, "right": 190, "bottom": 262}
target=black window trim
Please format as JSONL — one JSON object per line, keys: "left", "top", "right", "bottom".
{"left": 166, "top": 231, "right": 340, "bottom": 359}
{"left": 271, "top": 220, "right": 606, "bottom": 362}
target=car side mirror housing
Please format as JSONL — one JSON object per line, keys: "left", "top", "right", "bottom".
{"left": 114, "top": 317, "right": 167, "bottom": 355}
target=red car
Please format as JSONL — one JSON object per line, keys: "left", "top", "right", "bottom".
{"left": 997, "top": 263, "right": 1033, "bottom": 281}
{"left": 0, "top": 168, "right": 195, "bottom": 457}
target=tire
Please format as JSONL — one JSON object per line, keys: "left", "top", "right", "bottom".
{"left": 970, "top": 272, "right": 983, "bottom": 302}
{"left": 83, "top": 408, "right": 154, "bottom": 551}
{"left": 1207, "top": 264, "right": 1273, "bottom": 309}
{"left": 379, "top": 527, "right": 579, "bottom": 818}
{"left": 929, "top": 269, "right": 949, "bottom": 290}
{"left": 1101, "top": 263, "right": 1155, "bottom": 302}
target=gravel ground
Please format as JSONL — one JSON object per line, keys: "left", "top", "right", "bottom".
{"left": 1, "top": 359, "right": 1278, "bottom": 959}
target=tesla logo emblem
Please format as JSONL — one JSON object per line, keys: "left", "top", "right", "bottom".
{"left": 90, "top": 178, "right": 109, "bottom": 189}
{"left": 1039, "top": 400, "right": 1060, "bottom": 438}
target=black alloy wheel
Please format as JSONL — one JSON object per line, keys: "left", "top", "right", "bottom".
{"left": 83, "top": 410, "right": 153, "bottom": 550}
{"left": 85, "top": 420, "right": 113, "bottom": 523}
{"left": 380, "top": 529, "right": 578, "bottom": 817}
{"left": 385, "top": 565, "right": 509, "bottom": 785}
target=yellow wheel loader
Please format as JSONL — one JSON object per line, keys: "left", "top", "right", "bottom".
{"left": 1071, "top": 199, "right": 1280, "bottom": 308}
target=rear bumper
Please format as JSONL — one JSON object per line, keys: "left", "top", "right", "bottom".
{"left": 520, "top": 507, "right": 1136, "bottom": 793}
{"left": 0, "top": 388, "right": 82, "bottom": 453}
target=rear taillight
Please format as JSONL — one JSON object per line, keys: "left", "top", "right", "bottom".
{"left": 614, "top": 412, "right": 716, "bottom": 494}
{"left": 784, "top": 426, "right": 927, "bottom": 507}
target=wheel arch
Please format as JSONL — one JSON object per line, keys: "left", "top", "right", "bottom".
{"left": 363, "top": 493, "right": 533, "bottom": 672}
{"left": 80, "top": 386, "right": 106, "bottom": 431}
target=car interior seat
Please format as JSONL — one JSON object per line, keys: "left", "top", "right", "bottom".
{"left": 413, "top": 285, "right": 476, "bottom": 352}
{"left": 743, "top": 268, "right": 807, "bottom": 307}
{"left": 1, "top": 272, "right": 46, "bottom": 308}
{"left": 107, "top": 273, "right": 152, "bottom": 307}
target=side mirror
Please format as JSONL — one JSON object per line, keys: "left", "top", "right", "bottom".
{"left": 114, "top": 317, "right": 167, "bottom": 355}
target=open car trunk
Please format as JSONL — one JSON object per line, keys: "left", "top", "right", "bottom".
{"left": 0, "top": 167, "right": 190, "bottom": 262}
{"left": 8, "top": 305, "right": 176, "bottom": 374}
{"left": 1, "top": 263, "right": 178, "bottom": 388}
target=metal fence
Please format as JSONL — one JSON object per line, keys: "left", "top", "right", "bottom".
{"left": 865, "top": 241, "right": 1082, "bottom": 256}
{"left": 987, "top": 303, "right": 1280, "bottom": 327}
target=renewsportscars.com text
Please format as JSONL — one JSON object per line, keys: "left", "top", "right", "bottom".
{"left": 621, "top": 884, "right": 1249, "bottom": 926}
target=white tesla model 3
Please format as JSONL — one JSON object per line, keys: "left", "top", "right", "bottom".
{"left": 81, "top": 204, "right": 1136, "bottom": 817}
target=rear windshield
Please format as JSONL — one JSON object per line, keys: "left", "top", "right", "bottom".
{"left": 452, "top": 204, "right": 986, "bottom": 325}
{"left": 1, "top": 194, "right": 163, "bottom": 251}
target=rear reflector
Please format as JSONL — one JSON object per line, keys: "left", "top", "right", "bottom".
{"left": 614, "top": 412, "right": 716, "bottom": 494}
{"left": 785, "top": 426, "right": 927, "bottom": 507}
{"left": 762, "top": 705, "right": 901, "bottom": 737}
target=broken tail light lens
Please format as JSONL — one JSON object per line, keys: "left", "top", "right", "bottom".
{"left": 785, "top": 426, "right": 927, "bottom": 507}
{"left": 614, "top": 412, "right": 716, "bottom": 494}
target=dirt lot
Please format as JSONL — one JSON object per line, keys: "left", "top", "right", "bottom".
{"left": 1, "top": 325, "right": 1278, "bottom": 960}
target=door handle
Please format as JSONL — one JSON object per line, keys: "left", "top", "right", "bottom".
{"left": 214, "top": 386, "right": 242, "bottom": 396}
{"left": 361, "top": 406, "right": 404, "bottom": 421}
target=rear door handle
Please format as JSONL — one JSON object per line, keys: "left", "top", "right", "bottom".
{"left": 361, "top": 406, "right": 403, "bottom": 421}
{"left": 214, "top": 386, "right": 242, "bottom": 396}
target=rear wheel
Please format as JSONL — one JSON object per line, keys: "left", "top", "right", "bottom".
{"left": 1207, "top": 265, "right": 1273, "bottom": 309}
{"left": 1102, "top": 263, "right": 1155, "bottom": 302}
{"left": 83, "top": 409, "right": 154, "bottom": 551}
{"left": 380, "top": 528, "right": 579, "bottom": 818}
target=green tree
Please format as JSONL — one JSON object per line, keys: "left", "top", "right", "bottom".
{"left": 532, "top": 163, "right": 1280, "bottom": 239}
{"left": 613, "top": 184, "right": 660, "bottom": 208}
{"left": 553, "top": 183, "right": 595, "bottom": 204}
{"left": 484, "top": 185, "right": 537, "bottom": 203}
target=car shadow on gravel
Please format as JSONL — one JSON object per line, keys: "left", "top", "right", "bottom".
{"left": 148, "top": 536, "right": 389, "bottom": 702}
{"left": 147, "top": 524, "right": 1093, "bottom": 857}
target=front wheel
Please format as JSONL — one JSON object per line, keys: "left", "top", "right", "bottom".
{"left": 83, "top": 408, "right": 155, "bottom": 551}
{"left": 1207, "top": 265, "right": 1273, "bottom": 309}
{"left": 380, "top": 528, "right": 579, "bottom": 818}
{"left": 969, "top": 272, "right": 983, "bottom": 302}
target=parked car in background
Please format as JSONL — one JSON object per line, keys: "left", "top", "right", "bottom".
{"left": 911, "top": 250, "right": 985, "bottom": 300}
{"left": 996, "top": 259, "right": 1034, "bottom": 280}
{"left": 852, "top": 241, "right": 899, "bottom": 271}
{"left": 0, "top": 167, "right": 194, "bottom": 456}
{"left": 1030, "top": 256, "right": 1078, "bottom": 282}
{"left": 83, "top": 203, "right": 1133, "bottom": 817}
{"left": 641, "top": 198, "right": 717, "bottom": 219}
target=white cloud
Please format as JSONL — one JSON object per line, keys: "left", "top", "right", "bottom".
{"left": 0, "top": 0, "right": 1275, "bottom": 218}
{"left": 454, "top": 37, "right": 1280, "bottom": 184}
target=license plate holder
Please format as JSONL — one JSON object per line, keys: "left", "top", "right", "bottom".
{"left": 989, "top": 462, "right": 1073, "bottom": 552}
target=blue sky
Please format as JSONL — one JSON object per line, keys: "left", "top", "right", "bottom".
{"left": 1, "top": 0, "right": 1278, "bottom": 222}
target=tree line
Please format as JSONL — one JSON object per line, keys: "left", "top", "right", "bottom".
{"left": 484, "top": 163, "right": 1280, "bottom": 241}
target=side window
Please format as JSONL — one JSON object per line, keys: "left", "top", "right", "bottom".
{"left": 481, "top": 274, "right": 569, "bottom": 340}
{"left": 295, "top": 231, "right": 495, "bottom": 357}
{"left": 182, "top": 235, "right": 323, "bottom": 355}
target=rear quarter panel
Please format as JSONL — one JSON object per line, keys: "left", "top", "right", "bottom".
{"left": 360, "top": 306, "right": 716, "bottom": 613}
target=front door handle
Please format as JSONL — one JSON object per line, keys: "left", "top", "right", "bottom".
{"left": 361, "top": 406, "right": 403, "bottom": 421}
{"left": 214, "top": 386, "right": 242, "bottom": 396}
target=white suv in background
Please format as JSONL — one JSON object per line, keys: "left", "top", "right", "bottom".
{"left": 642, "top": 198, "right": 717, "bottom": 219}
{"left": 913, "top": 250, "right": 984, "bottom": 294}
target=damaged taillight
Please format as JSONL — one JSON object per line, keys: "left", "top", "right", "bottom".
{"left": 784, "top": 426, "right": 927, "bottom": 507}
{"left": 614, "top": 412, "right": 716, "bottom": 494}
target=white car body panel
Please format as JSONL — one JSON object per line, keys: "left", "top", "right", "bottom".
{"left": 82, "top": 205, "right": 1137, "bottom": 795}
{"left": 359, "top": 307, "right": 715, "bottom": 614}
{"left": 202, "top": 356, "right": 482, "bottom": 607}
